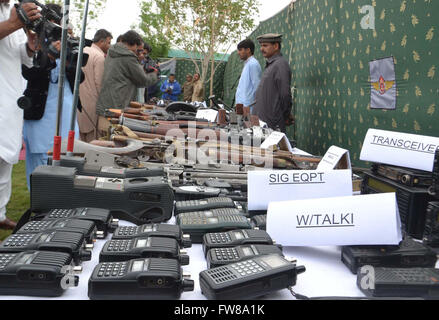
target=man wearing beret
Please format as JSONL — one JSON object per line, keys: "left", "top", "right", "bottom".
{"left": 253, "top": 34, "right": 292, "bottom": 133}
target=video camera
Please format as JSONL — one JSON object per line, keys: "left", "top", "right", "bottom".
{"left": 15, "top": 0, "right": 62, "bottom": 50}
{"left": 16, "top": 0, "right": 89, "bottom": 114}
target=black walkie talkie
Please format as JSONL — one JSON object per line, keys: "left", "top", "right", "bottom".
{"left": 112, "top": 224, "right": 192, "bottom": 248}
{"left": 174, "top": 197, "right": 238, "bottom": 215}
{"left": 341, "top": 237, "right": 438, "bottom": 274}
{"left": 200, "top": 254, "right": 306, "bottom": 300}
{"left": 177, "top": 215, "right": 253, "bottom": 244}
{"left": 357, "top": 267, "right": 439, "bottom": 299}
{"left": 99, "top": 237, "right": 189, "bottom": 265}
{"left": 206, "top": 245, "right": 284, "bottom": 269}
{"left": 17, "top": 219, "right": 98, "bottom": 244}
{"left": 38, "top": 208, "right": 118, "bottom": 238}
{"left": 88, "top": 258, "right": 194, "bottom": 300}
{"left": 203, "top": 229, "right": 275, "bottom": 256}
{"left": 0, "top": 232, "right": 93, "bottom": 265}
{"left": 176, "top": 208, "right": 248, "bottom": 222}
{"left": 0, "top": 251, "right": 80, "bottom": 297}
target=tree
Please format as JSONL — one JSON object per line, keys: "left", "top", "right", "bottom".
{"left": 138, "top": 1, "right": 171, "bottom": 60}
{"left": 140, "top": 0, "right": 259, "bottom": 98}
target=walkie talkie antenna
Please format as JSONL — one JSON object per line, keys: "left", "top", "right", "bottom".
{"left": 67, "top": 0, "right": 90, "bottom": 157}
{"left": 52, "top": 0, "right": 70, "bottom": 166}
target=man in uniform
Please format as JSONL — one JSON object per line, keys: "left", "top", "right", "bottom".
{"left": 253, "top": 34, "right": 292, "bottom": 133}
{"left": 182, "top": 74, "right": 194, "bottom": 102}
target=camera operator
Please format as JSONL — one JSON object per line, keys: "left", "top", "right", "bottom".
{"left": 0, "top": 0, "right": 40, "bottom": 231}
{"left": 21, "top": 3, "right": 82, "bottom": 189}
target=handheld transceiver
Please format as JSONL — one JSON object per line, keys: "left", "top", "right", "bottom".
{"left": 99, "top": 237, "right": 189, "bottom": 265}
{"left": 202, "top": 230, "right": 275, "bottom": 256}
{"left": 112, "top": 224, "right": 192, "bottom": 248}
{"left": 177, "top": 215, "right": 253, "bottom": 244}
{"left": 200, "top": 254, "right": 305, "bottom": 300}
{"left": 176, "top": 208, "right": 247, "bottom": 223}
{"left": 48, "top": 156, "right": 164, "bottom": 179}
{"left": 31, "top": 166, "right": 175, "bottom": 225}
{"left": 174, "top": 197, "right": 239, "bottom": 215}
{"left": 0, "top": 251, "right": 80, "bottom": 297}
{"left": 341, "top": 237, "right": 438, "bottom": 274}
{"left": 423, "top": 202, "right": 439, "bottom": 247}
{"left": 38, "top": 208, "right": 118, "bottom": 238}
{"left": 357, "top": 267, "right": 439, "bottom": 299}
{"left": 88, "top": 258, "right": 194, "bottom": 300}
{"left": 17, "top": 219, "right": 98, "bottom": 244}
{"left": 0, "top": 232, "right": 93, "bottom": 265}
{"left": 206, "top": 245, "right": 284, "bottom": 269}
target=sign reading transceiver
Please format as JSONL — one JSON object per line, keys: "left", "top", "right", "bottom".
{"left": 247, "top": 169, "right": 353, "bottom": 211}
{"left": 360, "top": 129, "right": 439, "bottom": 172}
{"left": 267, "top": 193, "right": 402, "bottom": 246}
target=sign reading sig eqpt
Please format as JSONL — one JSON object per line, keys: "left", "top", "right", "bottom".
{"left": 248, "top": 169, "right": 353, "bottom": 211}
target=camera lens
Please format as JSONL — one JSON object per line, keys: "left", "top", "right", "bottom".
{"left": 17, "top": 96, "right": 32, "bottom": 110}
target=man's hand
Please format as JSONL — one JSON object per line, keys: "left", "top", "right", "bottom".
{"left": 47, "top": 40, "right": 61, "bottom": 61}
{"left": 8, "top": 2, "right": 41, "bottom": 30}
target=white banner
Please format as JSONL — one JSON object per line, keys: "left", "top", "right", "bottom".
{"left": 248, "top": 169, "right": 353, "bottom": 211}
{"left": 267, "top": 193, "right": 403, "bottom": 247}
{"left": 360, "top": 129, "right": 439, "bottom": 172}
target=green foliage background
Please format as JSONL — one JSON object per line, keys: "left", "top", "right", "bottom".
{"left": 223, "top": 0, "right": 439, "bottom": 165}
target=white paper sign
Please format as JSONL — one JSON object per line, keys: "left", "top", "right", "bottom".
{"left": 360, "top": 129, "right": 439, "bottom": 172}
{"left": 196, "top": 109, "right": 218, "bottom": 122}
{"left": 317, "top": 146, "right": 352, "bottom": 170}
{"left": 248, "top": 169, "right": 353, "bottom": 211}
{"left": 260, "top": 131, "right": 293, "bottom": 152}
{"left": 267, "top": 193, "right": 402, "bottom": 246}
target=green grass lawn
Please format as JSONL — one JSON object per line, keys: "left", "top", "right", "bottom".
{"left": 0, "top": 161, "right": 30, "bottom": 241}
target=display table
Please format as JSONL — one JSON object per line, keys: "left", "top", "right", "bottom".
{"left": 1, "top": 219, "right": 437, "bottom": 300}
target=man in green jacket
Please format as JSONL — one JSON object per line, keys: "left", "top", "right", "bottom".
{"left": 96, "top": 30, "right": 157, "bottom": 137}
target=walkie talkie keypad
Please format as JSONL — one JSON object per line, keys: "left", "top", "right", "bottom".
{"left": 231, "top": 260, "right": 266, "bottom": 277}
{"left": 203, "top": 230, "right": 274, "bottom": 255}
{"left": 112, "top": 224, "right": 192, "bottom": 248}
{"left": 47, "top": 209, "right": 75, "bottom": 219}
{"left": 106, "top": 240, "right": 133, "bottom": 252}
{"left": 2, "top": 234, "right": 34, "bottom": 247}
{"left": 209, "top": 233, "right": 232, "bottom": 244}
{"left": 97, "top": 262, "right": 129, "bottom": 278}
{"left": 175, "top": 197, "right": 236, "bottom": 215}
{"left": 116, "top": 226, "right": 138, "bottom": 237}
{"left": 213, "top": 248, "right": 240, "bottom": 261}
{"left": 0, "top": 254, "right": 15, "bottom": 270}
{"left": 20, "top": 221, "right": 52, "bottom": 232}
